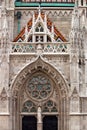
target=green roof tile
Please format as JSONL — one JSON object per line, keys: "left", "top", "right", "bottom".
{"left": 15, "top": 2, "right": 75, "bottom": 7}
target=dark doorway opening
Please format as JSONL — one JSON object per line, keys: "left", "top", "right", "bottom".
{"left": 22, "top": 116, "right": 37, "bottom": 130}
{"left": 43, "top": 115, "right": 58, "bottom": 130}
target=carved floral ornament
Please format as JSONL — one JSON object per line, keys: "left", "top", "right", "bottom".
{"left": 11, "top": 56, "right": 69, "bottom": 98}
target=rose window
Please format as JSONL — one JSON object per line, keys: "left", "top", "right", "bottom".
{"left": 27, "top": 74, "right": 52, "bottom": 100}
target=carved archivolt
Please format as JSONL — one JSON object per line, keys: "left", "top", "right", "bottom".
{"left": 11, "top": 56, "right": 69, "bottom": 98}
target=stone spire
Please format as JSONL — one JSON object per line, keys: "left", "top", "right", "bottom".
{"left": 24, "top": 24, "right": 28, "bottom": 42}
{"left": 69, "top": 4, "right": 80, "bottom": 92}
{"left": 0, "top": 4, "right": 9, "bottom": 94}
{"left": 71, "top": 5, "right": 79, "bottom": 31}
{"left": 2, "top": 16, "right": 9, "bottom": 38}
{"left": 0, "top": 2, "right": 9, "bottom": 45}
{"left": 0, "top": 19, "right": 9, "bottom": 49}
{"left": 69, "top": 1, "right": 86, "bottom": 95}
{"left": 75, "top": 0, "right": 78, "bottom": 7}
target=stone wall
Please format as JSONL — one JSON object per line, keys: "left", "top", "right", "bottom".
{"left": 0, "top": 116, "right": 9, "bottom": 130}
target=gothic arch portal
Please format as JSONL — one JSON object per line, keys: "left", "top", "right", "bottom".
{"left": 10, "top": 56, "right": 69, "bottom": 130}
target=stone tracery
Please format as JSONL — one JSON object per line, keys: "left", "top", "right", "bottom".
{"left": 11, "top": 56, "right": 69, "bottom": 98}
{"left": 27, "top": 73, "right": 53, "bottom": 100}
{"left": 22, "top": 100, "right": 37, "bottom": 112}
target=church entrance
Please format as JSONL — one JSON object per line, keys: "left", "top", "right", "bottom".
{"left": 22, "top": 116, "right": 37, "bottom": 130}
{"left": 22, "top": 115, "right": 58, "bottom": 130}
{"left": 11, "top": 60, "right": 69, "bottom": 130}
{"left": 43, "top": 116, "right": 58, "bottom": 130}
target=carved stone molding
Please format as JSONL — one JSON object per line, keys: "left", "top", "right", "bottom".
{"left": 11, "top": 56, "right": 69, "bottom": 98}
{"left": 15, "top": 10, "right": 33, "bottom": 17}
{"left": 47, "top": 10, "right": 72, "bottom": 17}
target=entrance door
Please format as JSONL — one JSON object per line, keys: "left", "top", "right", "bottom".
{"left": 22, "top": 116, "right": 37, "bottom": 130}
{"left": 43, "top": 116, "right": 58, "bottom": 130}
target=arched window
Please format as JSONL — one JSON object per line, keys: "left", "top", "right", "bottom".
{"left": 22, "top": 100, "right": 37, "bottom": 112}
{"left": 42, "top": 100, "right": 58, "bottom": 112}
{"left": 35, "top": 23, "right": 44, "bottom": 32}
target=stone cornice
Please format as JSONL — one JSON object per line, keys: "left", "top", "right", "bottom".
{"left": 70, "top": 113, "right": 87, "bottom": 116}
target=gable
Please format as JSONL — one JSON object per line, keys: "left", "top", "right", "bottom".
{"left": 14, "top": 10, "right": 66, "bottom": 43}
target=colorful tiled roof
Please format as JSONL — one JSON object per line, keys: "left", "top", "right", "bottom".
{"left": 14, "top": 12, "right": 66, "bottom": 42}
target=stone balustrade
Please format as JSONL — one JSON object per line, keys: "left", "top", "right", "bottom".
{"left": 11, "top": 42, "right": 70, "bottom": 54}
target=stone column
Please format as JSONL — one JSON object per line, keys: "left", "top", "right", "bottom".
{"left": 37, "top": 107, "right": 42, "bottom": 130}
{"left": 13, "top": 97, "right": 17, "bottom": 130}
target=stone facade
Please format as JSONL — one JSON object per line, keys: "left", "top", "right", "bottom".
{"left": 0, "top": 0, "right": 87, "bottom": 130}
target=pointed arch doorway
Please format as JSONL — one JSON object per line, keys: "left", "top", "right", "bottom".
{"left": 11, "top": 57, "right": 69, "bottom": 130}
{"left": 43, "top": 116, "right": 58, "bottom": 130}
{"left": 22, "top": 116, "right": 37, "bottom": 130}
{"left": 22, "top": 115, "right": 58, "bottom": 130}
{"left": 21, "top": 72, "right": 59, "bottom": 130}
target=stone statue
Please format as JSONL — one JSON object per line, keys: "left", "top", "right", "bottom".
{"left": 37, "top": 106, "right": 42, "bottom": 123}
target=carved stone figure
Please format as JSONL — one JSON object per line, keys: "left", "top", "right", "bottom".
{"left": 37, "top": 107, "right": 42, "bottom": 123}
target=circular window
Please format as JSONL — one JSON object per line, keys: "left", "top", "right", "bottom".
{"left": 27, "top": 73, "right": 53, "bottom": 101}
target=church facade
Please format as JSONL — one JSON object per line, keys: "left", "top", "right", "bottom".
{"left": 0, "top": 0, "right": 87, "bottom": 130}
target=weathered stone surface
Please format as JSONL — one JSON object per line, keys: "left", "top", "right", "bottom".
{"left": 0, "top": 1, "right": 87, "bottom": 130}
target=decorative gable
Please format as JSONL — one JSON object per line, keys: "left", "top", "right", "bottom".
{"left": 14, "top": 8, "right": 66, "bottom": 43}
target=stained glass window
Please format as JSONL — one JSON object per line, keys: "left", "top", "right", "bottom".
{"left": 42, "top": 100, "right": 58, "bottom": 112}
{"left": 22, "top": 100, "right": 37, "bottom": 112}
{"left": 35, "top": 23, "right": 44, "bottom": 32}
{"left": 27, "top": 74, "right": 52, "bottom": 100}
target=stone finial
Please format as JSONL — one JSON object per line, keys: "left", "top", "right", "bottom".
{"left": 25, "top": 24, "right": 28, "bottom": 42}
{"left": 44, "top": 12, "right": 47, "bottom": 25}
{"left": 32, "top": 11, "right": 35, "bottom": 23}
{"left": 75, "top": 0, "right": 78, "bottom": 7}
{"left": 1, "top": 16, "right": 9, "bottom": 42}
{"left": 37, "top": 4, "right": 42, "bottom": 17}
{"left": 72, "top": 8, "right": 79, "bottom": 30}
{"left": 38, "top": 5, "right": 41, "bottom": 16}
{"left": 3, "top": 17, "right": 8, "bottom": 30}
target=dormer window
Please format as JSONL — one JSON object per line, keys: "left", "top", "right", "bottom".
{"left": 35, "top": 23, "right": 44, "bottom": 32}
